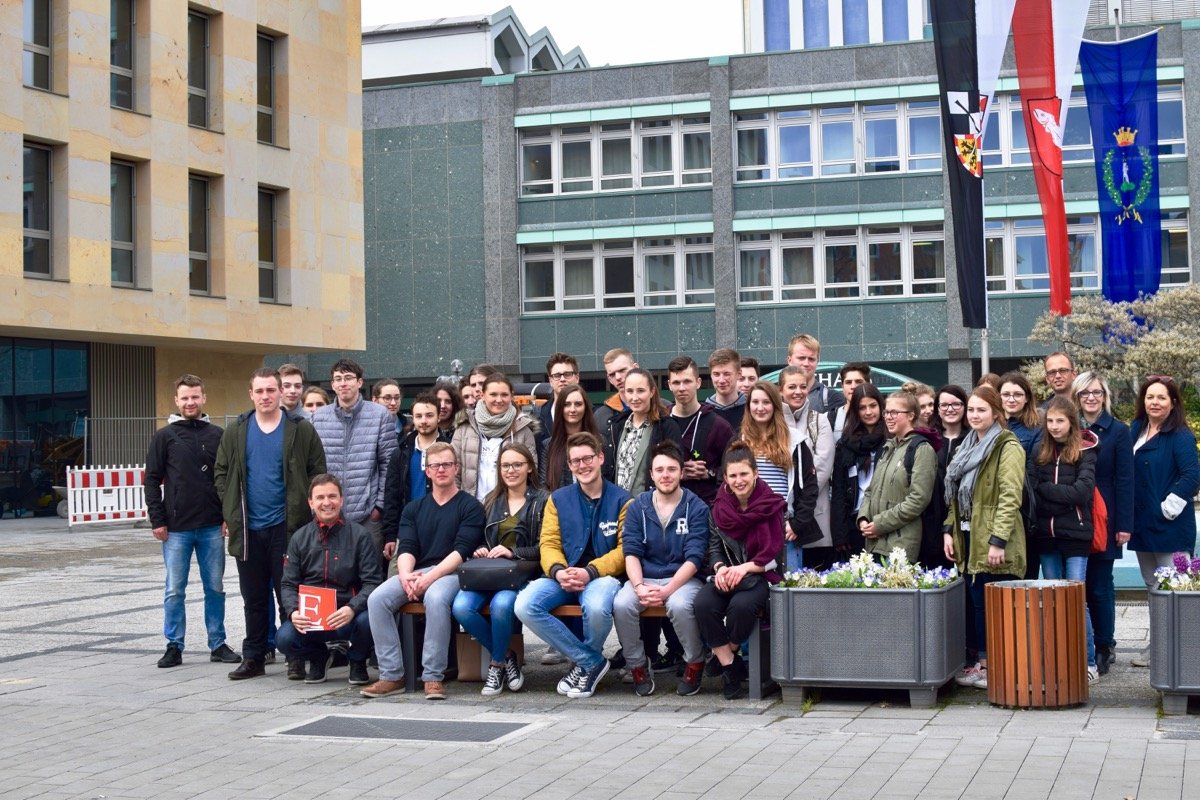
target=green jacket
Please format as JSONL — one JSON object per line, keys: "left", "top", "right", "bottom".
{"left": 859, "top": 431, "right": 937, "bottom": 562}
{"left": 214, "top": 410, "right": 326, "bottom": 560}
{"left": 944, "top": 431, "right": 1027, "bottom": 577}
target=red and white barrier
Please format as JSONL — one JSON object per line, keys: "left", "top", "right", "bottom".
{"left": 67, "top": 465, "right": 147, "bottom": 527}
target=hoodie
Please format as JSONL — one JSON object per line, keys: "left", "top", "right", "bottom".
{"left": 704, "top": 392, "right": 747, "bottom": 432}
{"left": 620, "top": 487, "right": 709, "bottom": 579}
{"left": 144, "top": 414, "right": 224, "bottom": 532}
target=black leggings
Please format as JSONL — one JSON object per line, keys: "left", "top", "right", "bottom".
{"left": 693, "top": 580, "right": 769, "bottom": 649}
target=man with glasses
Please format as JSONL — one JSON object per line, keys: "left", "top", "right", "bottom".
{"left": 362, "top": 442, "right": 485, "bottom": 700}
{"left": 537, "top": 353, "right": 581, "bottom": 446}
{"left": 515, "top": 432, "right": 632, "bottom": 699}
{"left": 1041, "top": 352, "right": 1077, "bottom": 408}
{"left": 311, "top": 359, "right": 398, "bottom": 561}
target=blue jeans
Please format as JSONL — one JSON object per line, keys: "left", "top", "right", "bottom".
{"left": 453, "top": 588, "right": 519, "bottom": 663}
{"left": 785, "top": 541, "right": 803, "bottom": 572}
{"left": 276, "top": 611, "right": 372, "bottom": 663}
{"left": 514, "top": 576, "right": 620, "bottom": 672}
{"left": 1040, "top": 553, "right": 1096, "bottom": 667}
{"left": 1085, "top": 556, "right": 1116, "bottom": 652}
{"left": 162, "top": 525, "right": 227, "bottom": 651}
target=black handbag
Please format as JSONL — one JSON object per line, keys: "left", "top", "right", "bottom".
{"left": 456, "top": 557, "right": 541, "bottom": 592}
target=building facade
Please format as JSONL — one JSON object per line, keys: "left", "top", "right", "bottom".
{"left": 6, "top": 0, "right": 363, "bottom": 465}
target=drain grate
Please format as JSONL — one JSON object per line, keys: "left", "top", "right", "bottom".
{"left": 275, "top": 715, "right": 529, "bottom": 743}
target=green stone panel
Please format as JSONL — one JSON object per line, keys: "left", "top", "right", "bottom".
{"left": 771, "top": 183, "right": 817, "bottom": 214}
{"left": 904, "top": 301, "right": 949, "bottom": 359}
{"left": 673, "top": 189, "right": 714, "bottom": 217}
{"left": 518, "top": 200, "right": 555, "bottom": 226}
{"left": 448, "top": 120, "right": 483, "bottom": 148}
{"left": 372, "top": 150, "right": 413, "bottom": 241}
{"left": 861, "top": 302, "right": 906, "bottom": 346}
{"left": 635, "top": 313, "right": 681, "bottom": 360}
{"left": 733, "top": 185, "right": 774, "bottom": 214}
{"left": 520, "top": 318, "right": 561, "bottom": 373}
{"left": 447, "top": 146, "right": 484, "bottom": 232}
{"left": 552, "top": 197, "right": 598, "bottom": 224}
{"left": 816, "top": 305, "right": 864, "bottom": 363}
{"left": 736, "top": 307, "right": 780, "bottom": 354}
{"left": 410, "top": 149, "right": 448, "bottom": 238}
{"left": 375, "top": 128, "right": 412, "bottom": 153}
{"left": 411, "top": 123, "right": 449, "bottom": 151}
{"left": 811, "top": 179, "right": 862, "bottom": 215}
{"left": 592, "top": 195, "right": 637, "bottom": 223}
{"left": 551, "top": 316, "right": 599, "bottom": 367}
{"left": 676, "top": 311, "right": 716, "bottom": 355}
{"left": 632, "top": 192, "right": 679, "bottom": 220}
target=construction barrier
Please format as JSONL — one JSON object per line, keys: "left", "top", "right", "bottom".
{"left": 67, "top": 465, "right": 147, "bottom": 527}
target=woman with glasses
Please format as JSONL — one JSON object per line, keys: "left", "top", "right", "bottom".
{"left": 1128, "top": 375, "right": 1200, "bottom": 667}
{"left": 858, "top": 391, "right": 937, "bottom": 563}
{"left": 1072, "top": 371, "right": 1133, "bottom": 674}
{"left": 830, "top": 384, "right": 887, "bottom": 557}
{"left": 944, "top": 385, "right": 1028, "bottom": 690}
{"left": 1028, "top": 396, "right": 1101, "bottom": 683}
{"left": 452, "top": 373, "right": 539, "bottom": 501}
{"left": 998, "top": 371, "right": 1042, "bottom": 457}
{"left": 541, "top": 383, "right": 601, "bottom": 491}
{"left": 452, "top": 442, "right": 547, "bottom": 696}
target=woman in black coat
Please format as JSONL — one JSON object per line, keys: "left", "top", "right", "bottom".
{"left": 829, "top": 384, "right": 886, "bottom": 557}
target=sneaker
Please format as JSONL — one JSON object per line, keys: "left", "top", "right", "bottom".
{"left": 704, "top": 652, "right": 724, "bottom": 678}
{"left": 209, "top": 643, "right": 240, "bottom": 664}
{"left": 556, "top": 664, "right": 585, "bottom": 696}
{"left": 348, "top": 661, "right": 371, "bottom": 686}
{"left": 722, "top": 655, "right": 747, "bottom": 700}
{"left": 227, "top": 659, "right": 265, "bottom": 681}
{"left": 608, "top": 648, "right": 626, "bottom": 671}
{"left": 1088, "top": 665, "right": 1100, "bottom": 685}
{"left": 650, "top": 650, "right": 684, "bottom": 674}
{"left": 424, "top": 680, "right": 446, "bottom": 700}
{"left": 287, "top": 658, "right": 306, "bottom": 681}
{"left": 157, "top": 644, "right": 182, "bottom": 669}
{"left": 305, "top": 653, "right": 332, "bottom": 684}
{"left": 541, "top": 647, "right": 568, "bottom": 666}
{"left": 1131, "top": 648, "right": 1151, "bottom": 668}
{"left": 567, "top": 659, "right": 610, "bottom": 699}
{"left": 954, "top": 662, "right": 984, "bottom": 688}
{"left": 503, "top": 650, "right": 524, "bottom": 692}
{"left": 677, "top": 662, "right": 704, "bottom": 696}
{"left": 631, "top": 665, "right": 655, "bottom": 697}
{"left": 970, "top": 667, "right": 988, "bottom": 689}
{"left": 482, "top": 663, "right": 504, "bottom": 697}
{"left": 263, "top": 650, "right": 276, "bottom": 664}
{"left": 360, "top": 679, "right": 405, "bottom": 698}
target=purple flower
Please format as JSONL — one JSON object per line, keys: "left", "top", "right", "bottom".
{"left": 1191, "top": 558, "right": 1200, "bottom": 575}
{"left": 1174, "top": 552, "right": 1191, "bottom": 572}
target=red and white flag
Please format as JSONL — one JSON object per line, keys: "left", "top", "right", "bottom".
{"left": 1011, "top": 0, "right": 1092, "bottom": 315}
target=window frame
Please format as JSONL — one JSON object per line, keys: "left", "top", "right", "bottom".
{"left": 257, "top": 33, "right": 275, "bottom": 144}
{"left": 258, "top": 188, "right": 276, "bottom": 301}
{"left": 110, "top": 159, "right": 136, "bottom": 287}
{"left": 23, "top": 0, "right": 52, "bottom": 90}
{"left": 187, "top": 11, "right": 210, "bottom": 128}
{"left": 188, "top": 174, "right": 211, "bottom": 295}
{"left": 23, "top": 143, "right": 52, "bottom": 278}
{"left": 110, "top": 0, "right": 135, "bottom": 110}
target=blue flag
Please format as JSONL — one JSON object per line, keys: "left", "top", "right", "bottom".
{"left": 1079, "top": 32, "right": 1161, "bottom": 302}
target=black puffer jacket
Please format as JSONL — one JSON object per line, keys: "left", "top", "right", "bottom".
{"left": 1027, "top": 430, "right": 1099, "bottom": 557}
{"left": 144, "top": 415, "right": 224, "bottom": 531}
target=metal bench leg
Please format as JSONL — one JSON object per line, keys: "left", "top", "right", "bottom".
{"left": 401, "top": 614, "right": 419, "bottom": 694}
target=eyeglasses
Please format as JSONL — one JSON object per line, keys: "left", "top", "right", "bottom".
{"left": 938, "top": 402, "right": 963, "bottom": 410}
{"left": 1045, "top": 368, "right": 1073, "bottom": 378}
{"left": 377, "top": 394, "right": 401, "bottom": 402}
{"left": 882, "top": 409, "right": 910, "bottom": 417}
{"left": 1146, "top": 374, "right": 1175, "bottom": 384}
{"left": 1077, "top": 389, "right": 1105, "bottom": 399}
{"left": 499, "top": 462, "right": 528, "bottom": 472}
{"left": 568, "top": 454, "right": 598, "bottom": 468}
{"left": 549, "top": 370, "right": 578, "bottom": 381}
{"left": 1000, "top": 392, "right": 1025, "bottom": 400}
{"left": 331, "top": 374, "right": 360, "bottom": 384}
{"left": 426, "top": 461, "right": 457, "bottom": 472}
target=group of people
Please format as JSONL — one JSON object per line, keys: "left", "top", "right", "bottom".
{"left": 144, "top": 341, "right": 1198, "bottom": 702}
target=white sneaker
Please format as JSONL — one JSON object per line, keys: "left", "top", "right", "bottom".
{"left": 970, "top": 667, "right": 988, "bottom": 689}
{"left": 481, "top": 663, "right": 504, "bottom": 697}
{"left": 541, "top": 648, "right": 567, "bottom": 666}
{"left": 1087, "top": 665, "right": 1100, "bottom": 684}
{"left": 1131, "top": 648, "right": 1151, "bottom": 668}
{"left": 556, "top": 664, "right": 584, "bottom": 696}
{"left": 954, "top": 662, "right": 983, "bottom": 687}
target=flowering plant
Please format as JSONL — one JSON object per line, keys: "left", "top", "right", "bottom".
{"left": 779, "top": 548, "right": 959, "bottom": 590}
{"left": 1153, "top": 552, "right": 1200, "bottom": 591}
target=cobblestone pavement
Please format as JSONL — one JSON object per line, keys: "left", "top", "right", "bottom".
{"left": 2, "top": 517, "right": 1197, "bottom": 800}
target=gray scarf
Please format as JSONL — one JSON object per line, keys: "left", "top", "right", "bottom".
{"left": 944, "top": 422, "right": 1004, "bottom": 522}
{"left": 474, "top": 401, "right": 518, "bottom": 439}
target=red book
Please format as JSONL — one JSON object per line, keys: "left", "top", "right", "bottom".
{"left": 297, "top": 585, "right": 338, "bottom": 630}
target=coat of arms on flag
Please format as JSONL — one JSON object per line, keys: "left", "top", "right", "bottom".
{"left": 1102, "top": 126, "right": 1153, "bottom": 225}
{"left": 947, "top": 91, "right": 987, "bottom": 177}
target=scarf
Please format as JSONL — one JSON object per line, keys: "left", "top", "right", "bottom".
{"left": 842, "top": 431, "right": 885, "bottom": 473}
{"left": 713, "top": 478, "right": 787, "bottom": 576}
{"left": 944, "top": 422, "right": 1004, "bottom": 522}
{"left": 474, "top": 401, "right": 518, "bottom": 439}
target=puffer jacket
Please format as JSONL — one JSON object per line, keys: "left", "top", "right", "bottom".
{"left": 859, "top": 431, "right": 937, "bottom": 562}
{"left": 144, "top": 415, "right": 223, "bottom": 532}
{"left": 482, "top": 485, "right": 549, "bottom": 562}
{"left": 311, "top": 398, "right": 398, "bottom": 523}
{"left": 944, "top": 430, "right": 1027, "bottom": 577}
{"left": 214, "top": 410, "right": 327, "bottom": 559}
{"left": 451, "top": 411, "right": 539, "bottom": 497}
{"left": 280, "top": 518, "right": 384, "bottom": 618}
{"left": 1027, "top": 429, "right": 1099, "bottom": 557}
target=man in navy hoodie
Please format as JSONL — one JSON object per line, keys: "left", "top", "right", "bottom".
{"left": 515, "top": 432, "right": 631, "bottom": 699}
{"left": 612, "top": 441, "right": 709, "bottom": 697}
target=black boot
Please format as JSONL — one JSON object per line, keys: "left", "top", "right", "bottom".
{"left": 228, "top": 659, "right": 265, "bottom": 680}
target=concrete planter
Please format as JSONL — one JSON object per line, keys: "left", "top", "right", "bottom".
{"left": 1148, "top": 588, "right": 1200, "bottom": 715}
{"left": 769, "top": 579, "right": 965, "bottom": 708}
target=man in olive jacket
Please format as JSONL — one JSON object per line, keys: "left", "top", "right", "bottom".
{"left": 215, "top": 367, "right": 326, "bottom": 680}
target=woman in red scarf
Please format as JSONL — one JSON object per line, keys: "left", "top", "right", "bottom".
{"left": 692, "top": 441, "right": 786, "bottom": 700}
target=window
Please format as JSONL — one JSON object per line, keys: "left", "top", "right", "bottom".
{"left": 110, "top": 160, "right": 135, "bottom": 286}
{"left": 862, "top": 104, "right": 900, "bottom": 173}
{"left": 520, "top": 237, "right": 716, "bottom": 312}
{"left": 23, "top": 0, "right": 51, "bottom": 90}
{"left": 110, "top": 0, "right": 134, "bottom": 109}
{"left": 189, "top": 176, "right": 210, "bottom": 294}
{"left": 907, "top": 101, "right": 941, "bottom": 170}
{"left": 23, "top": 144, "right": 51, "bottom": 277}
{"left": 187, "top": 12, "right": 209, "bottom": 128}
{"left": 1159, "top": 87, "right": 1186, "bottom": 156}
{"left": 984, "top": 216, "right": 1107, "bottom": 293}
{"left": 735, "top": 224, "right": 945, "bottom": 302}
{"left": 257, "top": 34, "right": 275, "bottom": 144}
{"left": 1160, "top": 211, "right": 1191, "bottom": 286}
{"left": 820, "top": 107, "right": 856, "bottom": 176}
{"left": 735, "top": 113, "right": 769, "bottom": 181}
{"left": 778, "top": 110, "right": 813, "bottom": 178}
{"left": 1060, "top": 98, "right": 1092, "bottom": 163}
{"left": 258, "top": 189, "right": 275, "bottom": 300}
{"left": 517, "top": 117, "right": 712, "bottom": 195}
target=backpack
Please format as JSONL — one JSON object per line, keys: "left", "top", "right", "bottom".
{"left": 902, "top": 433, "right": 943, "bottom": 564}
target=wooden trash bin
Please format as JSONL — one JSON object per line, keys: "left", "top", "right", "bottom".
{"left": 984, "top": 579, "right": 1088, "bottom": 708}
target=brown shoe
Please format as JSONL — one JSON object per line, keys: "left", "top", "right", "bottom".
{"left": 424, "top": 680, "right": 446, "bottom": 700}
{"left": 360, "top": 679, "right": 405, "bottom": 698}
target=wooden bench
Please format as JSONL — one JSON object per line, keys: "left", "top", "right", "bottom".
{"left": 397, "top": 601, "right": 774, "bottom": 701}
